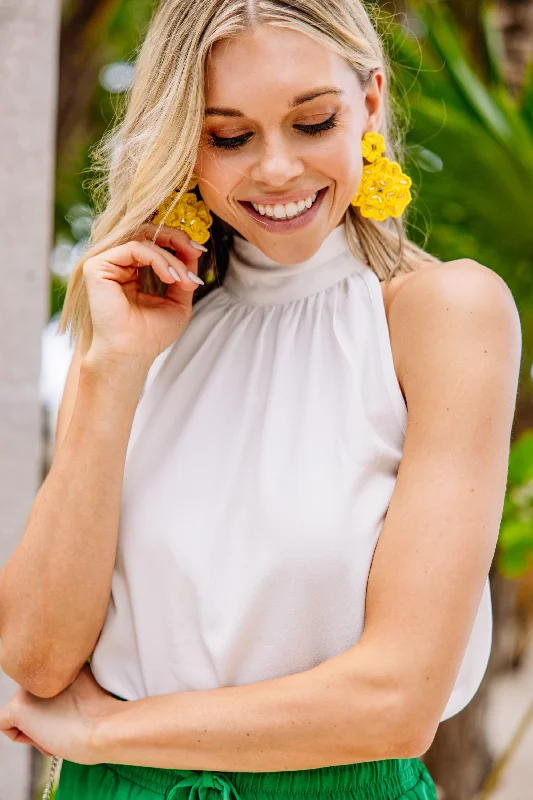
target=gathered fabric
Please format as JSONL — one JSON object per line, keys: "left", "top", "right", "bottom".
{"left": 56, "top": 754, "right": 438, "bottom": 800}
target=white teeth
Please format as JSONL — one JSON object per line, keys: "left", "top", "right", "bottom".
{"left": 251, "top": 191, "right": 321, "bottom": 218}
{"left": 284, "top": 202, "right": 299, "bottom": 218}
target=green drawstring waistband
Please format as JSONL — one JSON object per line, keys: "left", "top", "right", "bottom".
{"left": 166, "top": 770, "right": 243, "bottom": 800}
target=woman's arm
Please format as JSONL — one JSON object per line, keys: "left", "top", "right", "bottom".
{"left": 0, "top": 351, "right": 149, "bottom": 698}
{"left": 89, "top": 260, "right": 521, "bottom": 772}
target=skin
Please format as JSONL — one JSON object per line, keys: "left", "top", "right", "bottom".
{"left": 195, "top": 25, "right": 383, "bottom": 264}
{"left": 0, "top": 24, "right": 522, "bottom": 772}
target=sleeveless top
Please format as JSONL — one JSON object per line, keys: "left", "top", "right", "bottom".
{"left": 90, "top": 222, "right": 492, "bottom": 722}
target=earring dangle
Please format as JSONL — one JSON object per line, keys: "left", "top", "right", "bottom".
{"left": 151, "top": 173, "right": 213, "bottom": 245}
{"left": 350, "top": 132, "right": 412, "bottom": 222}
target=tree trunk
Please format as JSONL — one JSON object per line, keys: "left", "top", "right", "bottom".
{"left": 494, "top": 0, "right": 533, "bottom": 96}
{"left": 0, "top": 0, "right": 60, "bottom": 798}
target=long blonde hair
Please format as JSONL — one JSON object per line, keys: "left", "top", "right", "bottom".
{"left": 59, "top": 0, "right": 438, "bottom": 350}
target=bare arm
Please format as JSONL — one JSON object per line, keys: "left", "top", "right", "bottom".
{"left": 0, "top": 226, "right": 203, "bottom": 699}
{"left": 0, "top": 349, "right": 149, "bottom": 698}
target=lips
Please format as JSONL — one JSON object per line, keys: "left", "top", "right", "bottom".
{"left": 238, "top": 186, "right": 329, "bottom": 233}
{"left": 250, "top": 192, "right": 318, "bottom": 220}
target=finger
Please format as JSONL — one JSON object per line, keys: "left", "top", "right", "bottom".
{"left": 83, "top": 241, "right": 181, "bottom": 288}
{"left": 0, "top": 706, "right": 14, "bottom": 731}
{"left": 3, "top": 728, "right": 53, "bottom": 756}
{"left": 1, "top": 726, "right": 19, "bottom": 741}
{"left": 136, "top": 223, "right": 207, "bottom": 260}
{"left": 142, "top": 240, "right": 204, "bottom": 290}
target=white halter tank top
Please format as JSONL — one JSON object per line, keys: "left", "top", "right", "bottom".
{"left": 90, "top": 222, "right": 492, "bottom": 722}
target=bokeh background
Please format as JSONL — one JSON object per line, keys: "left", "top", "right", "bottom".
{"left": 1, "top": 1, "right": 533, "bottom": 798}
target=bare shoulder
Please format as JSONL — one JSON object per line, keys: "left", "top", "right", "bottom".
{"left": 379, "top": 258, "right": 521, "bottom": 406}
{"left": 380, "top": 257, "right": 513, "bottom": 311}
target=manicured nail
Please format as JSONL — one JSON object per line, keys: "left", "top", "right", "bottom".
{"left": 187, "top": 271, "right": 204, "bottom": 285}
{"left": 188, "top": 238, "right": 208, "bottom": 252}
{"left": 169, "top": 267, "right": 181, "bottom": 282}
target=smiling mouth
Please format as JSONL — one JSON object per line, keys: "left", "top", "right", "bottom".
{"left": 239, "top": 187, "right": 328, "bottom": 225}
{"left": 248, "top": 191, "right": 319, "bottom": 220}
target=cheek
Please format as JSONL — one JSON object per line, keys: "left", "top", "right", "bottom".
{"left": 319, "top": 137, "right": 363, "bottom": 196}
{"left": 194, "top": 150, "right": 237, "bottom": 214}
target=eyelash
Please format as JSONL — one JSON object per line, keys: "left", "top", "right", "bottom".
{"left": 209, "top": 112, "right": 338, "bottom": 150}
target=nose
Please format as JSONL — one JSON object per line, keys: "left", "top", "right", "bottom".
{"left": 249, "top": 134, "right": 305, "bottom": 187}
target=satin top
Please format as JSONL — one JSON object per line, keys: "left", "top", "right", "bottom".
{"left": 90, "top": 222, "right": 492, "bottom": 721}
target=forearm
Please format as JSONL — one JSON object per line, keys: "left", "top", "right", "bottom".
{"left": 0, "top": 354, "right": 148, "bottom": 694}
{"left": 93, "top": 644, "right": 420, "bottom": 772}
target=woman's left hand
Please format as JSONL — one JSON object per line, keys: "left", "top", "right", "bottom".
{"left": 0, "top": 663, "right": 120, "bottom": 764}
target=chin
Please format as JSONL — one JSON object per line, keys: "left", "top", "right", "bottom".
{"left": 254, "top": 227, "right": 332, "bottom": 264}
{"left": 260, "top": 242, "right": 319, "bottom": 264}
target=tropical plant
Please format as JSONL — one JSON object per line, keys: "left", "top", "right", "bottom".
{"left": 52, "top": 0, "right": 154, "bottom": 317}
{"left": 499, "top": 432, "right": 533, "bottom": 577}
{"left": 390, "top": 2, "right": 533, "bottom": 310}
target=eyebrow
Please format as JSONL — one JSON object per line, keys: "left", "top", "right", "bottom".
{"left": 204, "top": 87, "right": 344, "bottom": 117}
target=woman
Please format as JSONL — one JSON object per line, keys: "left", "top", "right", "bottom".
{"left": 0, "top": 1, "right": 521, "bottom": 799}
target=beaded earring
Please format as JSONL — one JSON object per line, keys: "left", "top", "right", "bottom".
{"left": 151, "top": 173, "right": 213, "bottom": 245}
{"left": 350, "top": 132, "right": 412, "bottom": 221}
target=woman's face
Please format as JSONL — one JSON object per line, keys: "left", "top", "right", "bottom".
{"left": 194, "top": 24, "right": 384, "bottom": 264}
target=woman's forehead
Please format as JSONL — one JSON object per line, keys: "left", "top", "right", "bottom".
{"left": 204, "top": 27, "right": 358, "bottom": 112}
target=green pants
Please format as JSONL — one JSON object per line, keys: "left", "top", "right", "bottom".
{"left": 56, "top": 692, "right": 438, "bottom": 800}
{"left": 56, "top": 756, "right": 437, "bottom": 800}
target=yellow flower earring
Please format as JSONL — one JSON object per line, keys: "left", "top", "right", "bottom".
{"left": 151, "top": 173, "right": 213, "bottom": 245}
{"left": 350, "top": 132, "right": 412, "bottom": 221}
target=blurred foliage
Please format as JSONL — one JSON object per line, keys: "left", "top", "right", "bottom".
{"left": 499, "top": 432, "right": 533, "bottom": 578}
{"left": 386, "top": 1, "right": 533, "bottom": 381}
{"left": 52, "top": 0, "right": 155, "bottom": 315}
{"left": 55, "top": 0, "right": 154, "bottom": 238}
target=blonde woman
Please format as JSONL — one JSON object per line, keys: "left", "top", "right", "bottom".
{"left": 0, "top": 1, "right": 521, "bottom": 799}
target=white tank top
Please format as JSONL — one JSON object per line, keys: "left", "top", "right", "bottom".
{"left": 90, "top": 222, "right": 492, "bottom": 722}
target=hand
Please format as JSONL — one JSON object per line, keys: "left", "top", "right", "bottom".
{"left": 0, "top": 663, "right": 122, "bottom": 764}
{"left": 83, "top": 223, "right": 207, "bottom": 368}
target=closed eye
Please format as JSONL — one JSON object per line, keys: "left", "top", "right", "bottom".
{"left": 293, "top": 112, "right": 338, "bottom": 135}
{"left": 208, "top": 113, "right": 338, "bottom": 150}
{"left": 209, "top": 131, "right": 254, "bottom": 150}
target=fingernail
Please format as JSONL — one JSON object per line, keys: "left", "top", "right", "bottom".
{"left": 188, "top": 238, "right": 208, "bottom": 252}
{"left": 169, "top": 267, "right": 181, "bottom": 282}
{"left": 187, "top": 271, "right": 204, "bottom": 285}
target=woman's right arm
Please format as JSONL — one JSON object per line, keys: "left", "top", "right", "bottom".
{"left": 0, "top": 224, "right": 205, "bottom": 698}
{"left": 0, "top": 348, "right": 149, "bottom": 698}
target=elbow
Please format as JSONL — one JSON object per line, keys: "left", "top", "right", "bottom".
{"left": 389, "top": 694, "right": 440, "bottom": 760}
{"left": 394, "top": 723, "right": 437, "bottom": 760}
{"left": 1, "top": 647, "right": 79, "bottom": 699}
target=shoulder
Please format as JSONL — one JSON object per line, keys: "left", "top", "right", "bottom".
{"left": 381, "top": 259, "right": 521, "bottom": 411}
{"left": 383, "top": 257, "right": 516, "bottom": 316}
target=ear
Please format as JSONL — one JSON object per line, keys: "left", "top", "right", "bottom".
{"left": 363, "top": 69, "right": 385, "bottom": 133}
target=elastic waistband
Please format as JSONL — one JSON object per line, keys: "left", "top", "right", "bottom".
{"left": 101, "top": 759, "right": 422, "bottom": 800}
{"left": 104, "top": 693, "right": 422, "bottom": 800}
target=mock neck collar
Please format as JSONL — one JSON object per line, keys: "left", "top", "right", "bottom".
{"left": 222, "top": 223, "right": 369, "bottom": 306}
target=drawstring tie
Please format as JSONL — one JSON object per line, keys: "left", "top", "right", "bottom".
{"left": 166, "top": 770, "right": 243, "bottom": 800}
